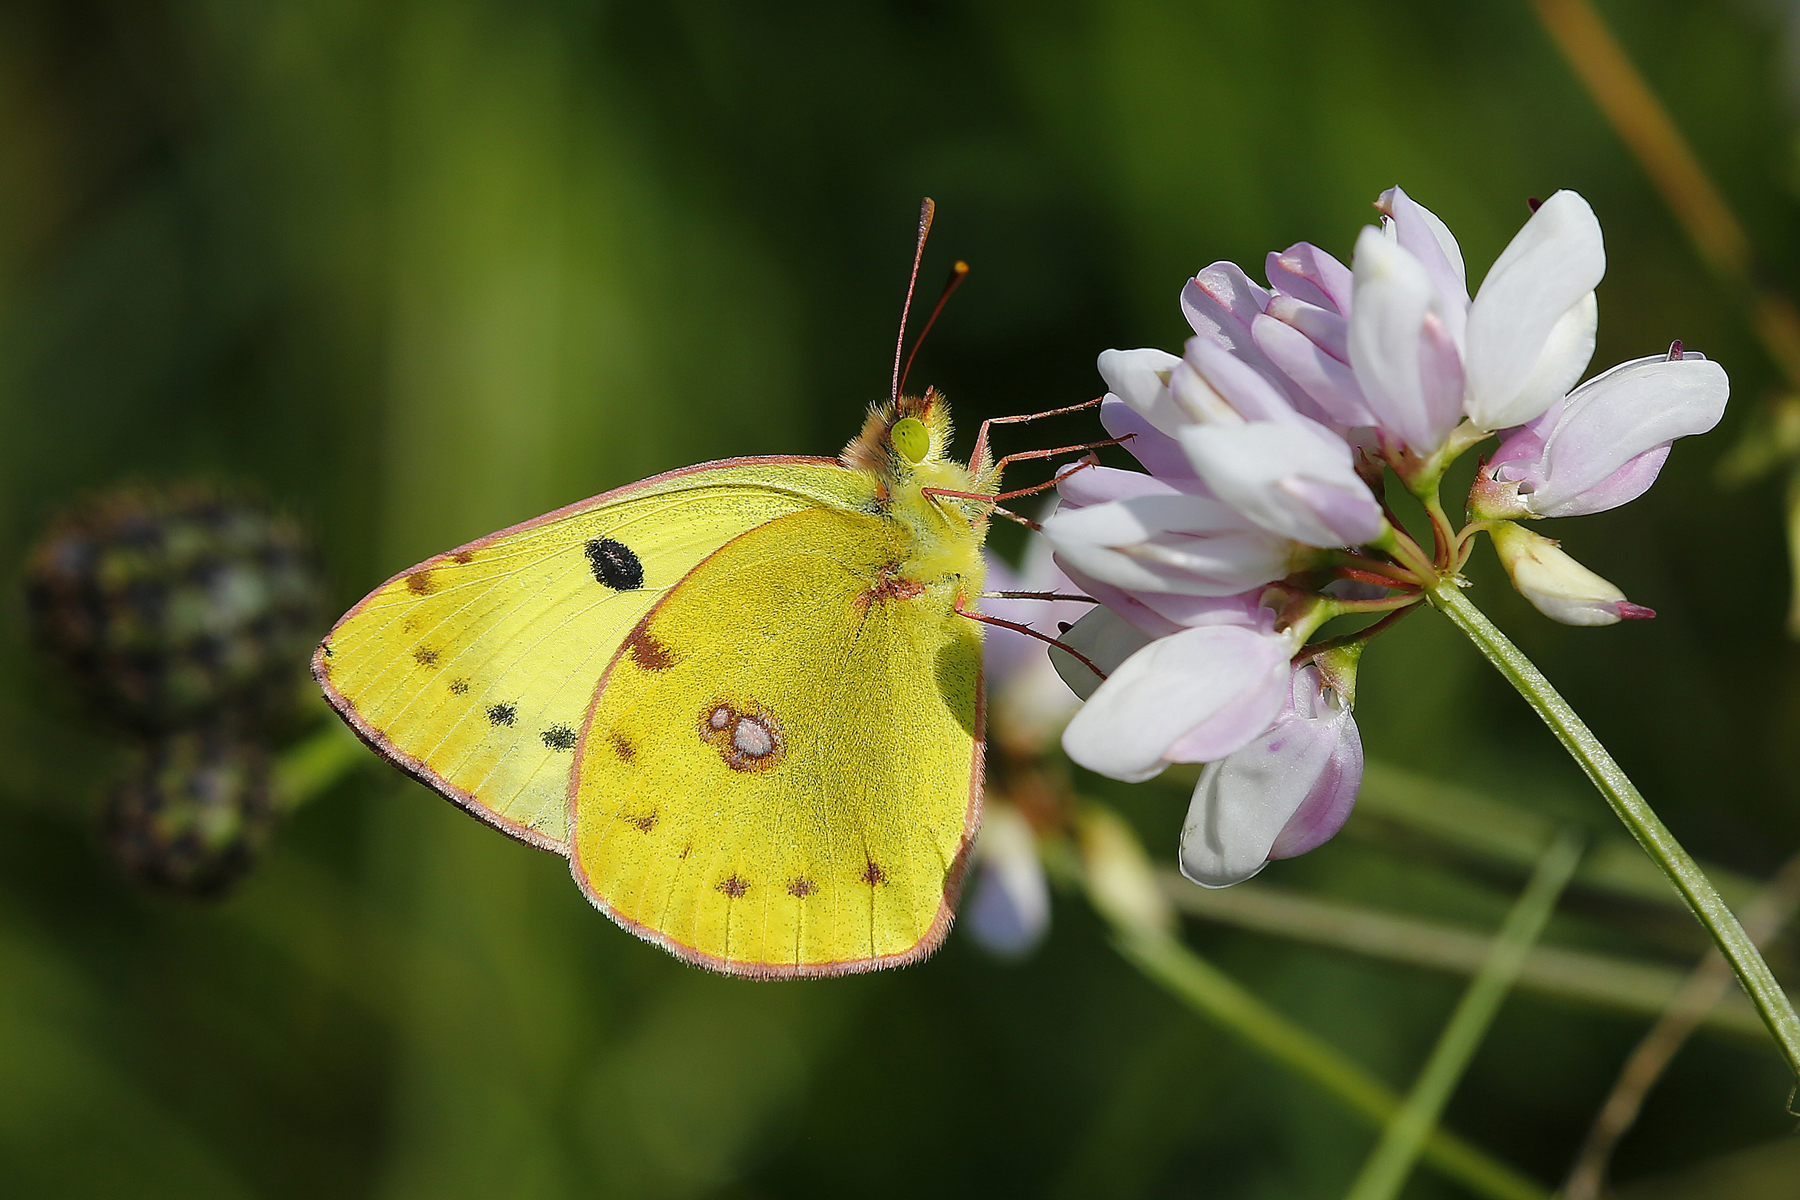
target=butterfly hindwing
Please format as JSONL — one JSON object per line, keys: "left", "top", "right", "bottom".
{"left": 314, "top": 458, "right": 876, "bottom": 850}
{"left": 568, "top": 504, "right": 984, "bottom": 977}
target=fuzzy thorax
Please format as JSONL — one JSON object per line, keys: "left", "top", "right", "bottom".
{"left": 840, "top": 388, "right": 995, "bottom": 597}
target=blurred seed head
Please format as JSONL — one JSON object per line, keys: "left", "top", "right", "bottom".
{"left": 26, "top": 484, "right": 323, "bottom": 732}
{"left": 104, "top": 727, "right": 276, "bottom": 898}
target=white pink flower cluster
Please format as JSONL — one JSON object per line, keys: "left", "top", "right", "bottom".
{"left": 1039, "top": 187, "right": 1729, "bottom": 888}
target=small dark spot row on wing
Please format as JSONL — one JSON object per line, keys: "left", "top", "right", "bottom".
{"left": 412, "top": 647, "right": 439, "bottom": 667}
{"left": 451, "top": 550, "right": 475, "bottom": 564}
{"left": 787, "top": 877, "right": 816, "bottom": 898}
{"left": 405, "top": 570, "right": 436, "bottom": 595}
{"left": 585, "top": 538, "right": 644, "bottom": 591}
{"left": 716, "top": 874, "right": 749, "bottom": 899}
{"left": 448, "top": 678, "right": 470, "bottom": 696}
{"left": 862, "top": 861, "right": 886, "bottom": 886}
{"left": 627, "top": 811, "right": 657, "bottom": 833}
{"left": 486, "top": 703, "right": 516, "bottom": 727}
{"left": 541, "top": 724, "right": 577, "bottom": 751}
{"left": 610, "top": 732, "right": 635, "bottom": 762}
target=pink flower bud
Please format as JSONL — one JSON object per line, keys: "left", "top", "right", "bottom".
{"left": 1489, "top": 522, "right": 1654, "bottom": 626}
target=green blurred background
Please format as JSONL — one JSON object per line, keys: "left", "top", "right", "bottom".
{"left": 4, "top": 1, "right": 1800, "bottom": 1196}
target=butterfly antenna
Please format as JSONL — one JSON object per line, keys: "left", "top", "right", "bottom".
{"left": 897, "top": 260, "right": 969, "bottom": 400}
{"left": 892, "top": 198, "right": 936, "bottom": 405}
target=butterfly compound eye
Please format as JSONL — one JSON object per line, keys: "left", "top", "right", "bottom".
{"left": 891, "top": 416, "right": 931, "bottom": 464}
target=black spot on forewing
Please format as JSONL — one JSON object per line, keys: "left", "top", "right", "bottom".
{"left": 449, "top": 678, "right": 470, "bottom": 696}
{"left": 787, "top": 877, "right": 816, "bottom": 898}
{"left": 486, "top": 703, "right": 517, "bottom": 727}
{"left": 541, "top": 725, "right": 577, "bottom": 751}
{"left": 412, "top": 647, "right": 440, "bottom": 667}
{"left": 716, "top": 874, "right": 749, "bottom": 899}
{"left": 585, "top": 538, "right": 643, "bottom": 590}
{"left": 862, "top": 861, "right": 886, "bottom": 886}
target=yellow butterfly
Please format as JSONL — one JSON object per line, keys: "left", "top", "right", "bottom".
{"left": 314, "top": 203, "right": 1092, "bottom": 977}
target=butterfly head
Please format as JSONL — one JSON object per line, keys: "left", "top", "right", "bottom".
{"left": 840, "top": 387, "right": 993, "bottom": 488}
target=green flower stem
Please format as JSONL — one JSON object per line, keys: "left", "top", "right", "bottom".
{"left": 1429, "top": 580, "right": 1800, "bottom": 1079}
{"left": 273, "top": 718, "right": 369, "bottom": 813}
{"left": 1372, "top": 524, "right": 1436, "bottom": 580}
{"left": 1113, "top": 929, "right": 1551, "bottom": 1200}
{"left": 1160, "top": 872, "right": 1770, "bottom": 1037}
{"left": 1343, "top": 828, "right": 1585, "bottom": 1200}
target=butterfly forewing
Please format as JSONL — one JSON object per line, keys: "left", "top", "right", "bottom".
{"left": 315, "top": 459, "right": 873, "bottom": 850}
{"left": 568, "top": 505, "right": 984, "bottom": 977}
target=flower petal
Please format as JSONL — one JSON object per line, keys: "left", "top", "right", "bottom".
{"left": 1464, "top": 190, "right": 1605, "bottom": 429}
{"left": 1181, "top": 421, "right": 1384, "bottom": 547}
{"left": 1099, "top": 398, "right": 1199, "bottom": 481}
{"left": 1098, "top": 347, "right": 1186, "bottom": 439}
{"left": 1528, "top": 354, "right": 1728, "bottom": 513}
{"left": 1533, "top": 445, "right": 1670, "bottom": 518}
{"left": 1267, "top": 690, "right": 1362, "bottom": 859}
{"left": 1048, "top": 606, "right": 1156, "bottom": 701}
{"left": 1056, "top": 460, "right": 1186, "bottom": 508}
{"left": 1347, "top": 226, "right": 1460, "bottom": 453}
{"left": 1184, "top": 263, "right": 1316, "bottom": 413}
{"left": 1266, "top": 242, "right": 1354, "bottom": 314}
{"left": 1182, "top": 262, "right": 1271, "bottom": 350}
{"left": 1043, "top": 495, "right": 1297, "bottom": 596}
{"left": 1180, "top": 337, "right": 1305, "bottom": 425}
{"left": 1253, "top": 314, "right": 1377, "bottom": 427}
{"left": 1060, "top": 624, "right": 1292, "bottom": 781}
{"left": 1378, "top": 186, "right": 1470, "bottom": 345}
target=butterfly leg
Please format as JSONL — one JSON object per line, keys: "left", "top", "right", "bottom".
{"left": 980, "top": 590, "right": 1099, "bottom": 603}
{"left": 920, "top": 451, "right": 1114, "bottom": 527}
{"left": 970, "top": 396, "right": 1103, "bottom": 468}
{"left": 952, "top": 597, "right": 1106, "bottom": 681}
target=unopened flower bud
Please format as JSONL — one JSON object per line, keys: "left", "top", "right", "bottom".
{"left": 105, "top": 727, "right": 276, "bottom": 898}
{"left": 1489, "top": 522, "right": 1653, "bottom": 626}
{"left": 26, "top": 484, "right": 322, "bottom": 732}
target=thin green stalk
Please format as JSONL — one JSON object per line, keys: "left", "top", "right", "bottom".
{"left": 273, "top": 719, "right": 369, "bottom": 813}
{"left": 1114, "top": 931, "right": 1551, "bottom": 1200}
{"left": 1429, "top": 580, "right": 1800, "bottom": 1078}
{"left": 1160, "top": 872, "right": 1770, "bottom": 1037}
{"left": 1343, "top": 829, "right": 1585, "bottom": 1200}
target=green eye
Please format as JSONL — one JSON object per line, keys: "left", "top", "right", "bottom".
{"left": 891, "top": 416, "right": 931, "bottom": 464}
